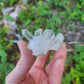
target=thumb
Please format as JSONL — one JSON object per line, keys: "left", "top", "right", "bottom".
{"left": 6, "top": 40, "right": 34, "bottom": 84}
{"left": 18, "top": 40, "right": 34, "bottom": 65}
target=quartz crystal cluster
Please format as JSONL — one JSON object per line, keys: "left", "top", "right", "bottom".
{"left": 22, "top": 29, "right": 64, "bottom": 56}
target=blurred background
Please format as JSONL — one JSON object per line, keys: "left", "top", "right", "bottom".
{"left": 0, "top": 0, "right": 84, "bottom": 84}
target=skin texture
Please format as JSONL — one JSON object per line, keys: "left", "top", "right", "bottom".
{"left": 6, "top": 40, "right": 67, "bottom": 84}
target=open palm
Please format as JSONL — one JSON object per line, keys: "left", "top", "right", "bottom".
{"left": 6, "top": 40, "right": 67, "bottom": 84}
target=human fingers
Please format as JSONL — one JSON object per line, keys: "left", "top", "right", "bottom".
{"left": 27, "top": 51, "right": 51, "bottom": 83}
{"left": 31, "top": 51, "right": 51, "bottom": 70}
{"left": 49, "top": 43, "right": 67, "bottom": 84}
{"left": 6, "top": 40, "right": 34, "bottom": 84}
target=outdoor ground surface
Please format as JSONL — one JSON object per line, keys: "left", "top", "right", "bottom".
{"left": 0, "top": 0, "right": 84, "bottom": 84}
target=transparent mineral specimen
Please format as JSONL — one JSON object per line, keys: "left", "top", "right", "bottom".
{"left": 22, "top": 29, "right": 64, "bottom": 56}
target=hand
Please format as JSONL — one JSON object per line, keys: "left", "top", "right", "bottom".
{"left": 6, "top": 40, "right": 67, "bottom": 84}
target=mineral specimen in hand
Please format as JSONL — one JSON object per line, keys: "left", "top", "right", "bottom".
{"left": 22, "top": 29, "right": 64, "bottom": 56}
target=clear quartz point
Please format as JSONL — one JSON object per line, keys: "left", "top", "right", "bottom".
{"left": 34, "top": 28, "right": 42, "bottom": 37}
{"left": 42, "top": 29, "right": 55, "bottom": 41}
{"left": 22, "top": 29, "right": 34, "bottom": 41}
{"left": 22, "top": 29, "right": 64, "bottom": 56}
